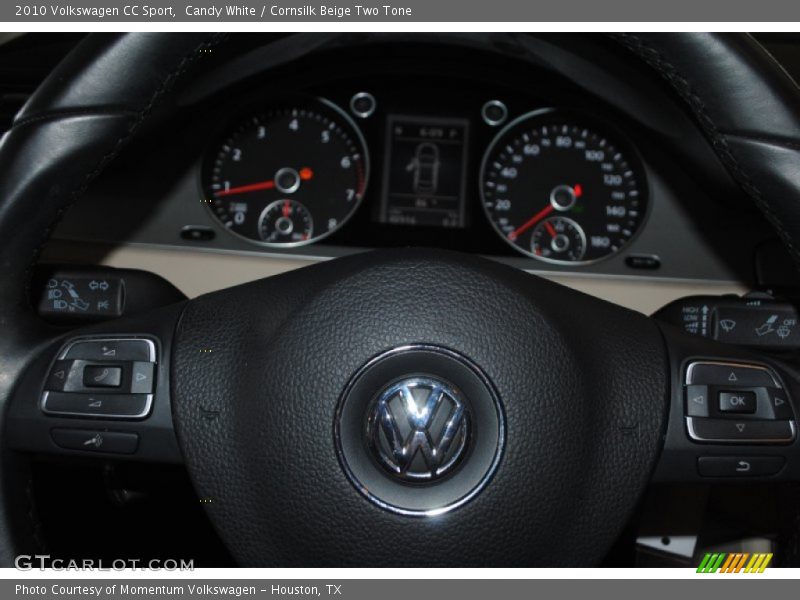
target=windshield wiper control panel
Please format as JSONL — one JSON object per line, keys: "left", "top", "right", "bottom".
{"left": 655, "top": 294, "right": 800, "bottom": 349}
{"left": 684, "top": 361, "right": 796, "bottom": 444}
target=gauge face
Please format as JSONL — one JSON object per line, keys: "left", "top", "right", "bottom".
{"left": 203, "top": 99, "right": 368, "bottom": 246}
{"left": 531, "top": 216, "right": 586, "bottom": 262}
{"left": 481, "top": 111, "right": 647, "bottom": 263}
{"left": 259, "top": 199, "right": 313, "bottom": 244}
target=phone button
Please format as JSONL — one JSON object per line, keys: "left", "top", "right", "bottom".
{"left": 82, "top": 365, "right": 122, "bottom": 388}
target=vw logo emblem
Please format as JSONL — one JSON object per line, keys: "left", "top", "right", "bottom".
{"left": 366, "top": 377, "right": 470, "bottom": 481}
{"left": 335, "top": 345, "right": 504, "bottom": 516}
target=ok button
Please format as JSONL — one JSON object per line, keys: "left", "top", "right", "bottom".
{"left": 719, "top": 391, "right": 757, "bottom": 414}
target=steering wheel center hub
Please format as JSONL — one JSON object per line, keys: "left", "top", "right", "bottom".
{"left": 335, "top": 345, "right": 505, "bottom": 516}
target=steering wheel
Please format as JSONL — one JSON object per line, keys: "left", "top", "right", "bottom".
{"left": 2, "top": 33, "right": 800, "bottom": 567}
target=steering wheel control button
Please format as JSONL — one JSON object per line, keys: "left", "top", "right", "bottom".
{"left": 130, "top": 362, "right": 155, "bottom": 394}
{"left": 719, "top": 391, "right": 757, "bottom": 414}
{"left": 45, "top": 360, "right": 73, "bottom": 392}
{"left": 50, "top": 428, "right": 139, "bottom": 454}
{"left": 682, "top": 360, "right": 796, "bottom": 439}
{"left": 685, "top": 385, "right": 710, "bottom": 417}
{"left": 686, "top": 417, "right": 796, "bottom": 444}
{"left": 771, "top": 392, "right": 794, "bottom": 420}
{"left": 697, "top": 456, "right": 786, "bottom": 478}
{"left": 63, "top": 338, "right": 155, "bottom": 362}
{"left": 42, "top": 392, "right": 151, "bottom": 419}
{"left": 335, "top": 345, "right": 504, "bottom": 516}
{"left": 42, "top": 337, "right": 158, "bottom": 419}
{"left": 685, "top": 361, "right": 779, "bottom": 388}
{"left": 82, "top": 365, "right": 122, "bottom": 388}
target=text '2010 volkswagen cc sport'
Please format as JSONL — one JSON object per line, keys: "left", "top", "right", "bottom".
{"left": 2, "top": 32, "right": 800, "bottom": 567}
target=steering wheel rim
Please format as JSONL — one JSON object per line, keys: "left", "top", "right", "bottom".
{"left": 2, "top": 32, "right": 800, "bottom": 566}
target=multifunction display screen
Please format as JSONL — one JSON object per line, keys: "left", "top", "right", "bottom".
{"left": 380, "top": 115, "right": 469, "bottom": 229}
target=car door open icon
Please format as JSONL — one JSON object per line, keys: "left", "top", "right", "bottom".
{"left": 406, "top": 142, "right": 441, "bottom": 195}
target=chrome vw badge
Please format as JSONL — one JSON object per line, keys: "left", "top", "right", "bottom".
{"left": 336, "top": 345, "right": 503, "bottom": 516}
{"left": 366, "top": 377, "right": 470, "bottom": 481}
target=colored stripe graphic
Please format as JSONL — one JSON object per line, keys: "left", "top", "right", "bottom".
{"left": 734, "top": 553, "right": 749, "bottom": 573}
{"left": 696, "top": 552, "right": 772, "bottom": 573}
{"left": 745, "top": 554, "right": 758, "bottom": 572}
{"left": 720, "top": 553, "right": 735, "bottom": 572}
{"left": 697, "top": 553, "right": 712, "bottom": 573}
{"left": 759, "top": 553, "right": 773, "bottom": 572}
{"left": 711, "top": 553, "right": 726, "bottom": 572}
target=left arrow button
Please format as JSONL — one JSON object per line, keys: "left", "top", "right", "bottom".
{"left": 45, "top": 360, "right": 74, "bottom": 392}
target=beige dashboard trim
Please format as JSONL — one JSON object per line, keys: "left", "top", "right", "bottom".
{"left": 40, "top": 241, "right": 749, "bottom": 315}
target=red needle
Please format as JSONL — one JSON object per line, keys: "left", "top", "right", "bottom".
{"left": 213, "top": 168, "right": 314, "bottom": 198}
{"left": 545, "top": 221, "right": 557, "bottom": 237}
{"left": 508, "top": 205, "right": 554, "bottom": 241}
{"left": 282, "top": 200, "right": 291, "bottom": 218}
{"left": 214, "top": 179, "right": 275, "bottom": 197}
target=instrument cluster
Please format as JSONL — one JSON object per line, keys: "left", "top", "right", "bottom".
{"left": 200, "top": 87, "right": 649, "bottom": 265}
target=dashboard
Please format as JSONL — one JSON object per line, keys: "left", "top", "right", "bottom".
{"left": 38, "top": 34, "right": 798, "bottom": 292}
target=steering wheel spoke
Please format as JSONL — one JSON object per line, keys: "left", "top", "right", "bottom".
{"left": 653, "top": 323, "right": 800, "bottom": 482}
{"left": 6, "top": 303, "right": 185, "bottom": 464}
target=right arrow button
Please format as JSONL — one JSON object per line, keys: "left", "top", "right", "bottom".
{"left": 771, "top": 392, "right": 795, "bottom": 420}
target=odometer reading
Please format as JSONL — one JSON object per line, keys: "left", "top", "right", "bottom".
{"left": 481, "top": 111, "right": 647, "bottom": 263}
{"left": 203, "top": 99, "right": 368, "bottom": 247}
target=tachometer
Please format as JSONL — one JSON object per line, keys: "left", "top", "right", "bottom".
{"left": 202, "top": 97, "right": 368, "bottom": 246}
{"left": 480, "top": 110, "right": 647, "bottom": 263}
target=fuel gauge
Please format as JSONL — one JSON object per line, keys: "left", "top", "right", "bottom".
{"left": 531, "top": 216, "right": 587, "bottom": 262}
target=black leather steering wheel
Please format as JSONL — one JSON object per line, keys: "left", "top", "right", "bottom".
{"left": 2, "top": 33, "right": 800, "bottom": 567}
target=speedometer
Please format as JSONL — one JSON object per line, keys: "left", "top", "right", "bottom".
{"left": 202, "top": 97, "right": 368, "bottom": 247}
{"left": 480, "top": 110, "right": 647, "bottom": 264}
